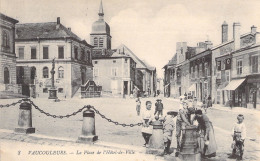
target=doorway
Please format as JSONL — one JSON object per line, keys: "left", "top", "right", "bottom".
{"left": 124, "top": 81, "right": 128, "bottom": 95}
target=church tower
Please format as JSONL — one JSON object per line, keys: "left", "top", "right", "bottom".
{"left": 90, "top": 0, "right": 112, "bottom": 50}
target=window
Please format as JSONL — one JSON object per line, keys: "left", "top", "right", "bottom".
{"left": 31, "top": 47, "right": 37, "bottom": 59}
{"left": 18, "top": 47, "right": 24, "bottom": 59}
{"left": 99, "top": 38, "right": 103, "bottom": 47}
{"left": 195, "top": 65, "right": 198, "bottom": 78}
{"left": 87, "top": 51, "right": 91, "bottom": 63}
{"left": 58, "top": 67, "right": 64, "bottom": 78}
{"left": 111, "top": 68, "right": 117, "bottom": 77}
{"left": 216, "top": 71, "right": 221, "bottom": 79}
{"left": 81, "top": 49, "right": 85, "bottom": 61}
{"left": 237, "top": 59, "right": 243, "bottom": 75}
{"left": 191, "top": 67, "right": 195, "bottom": 79}
{"left": 204, "top": 62, "right": 208, "bottom": 77}
{"left": 2, "top": 31, "right": 9, "bottom": 47}
{"left": 58, "top": 46, "right": 64, "bottom": 59}
{"left": 94, "top": 37, "right": 98, "bottom": 47}
{"left": 74, "top": 46, "right": 78, "bottom": 60}
{"left": 43, "top": 88, "right": 48, "bottom": 93}
{"left": 113, "top": 60, "right": 116, "bottom": 63}
{"left": 94, "top": 61, "right": 98, "bottom": 64}
{"left": 94, "top": 68, "right": 99, "bottom": 77}
{"left": 43, "top": 46, "right": 48, "bottom": 59}
{"left": 199, "top": 64, "right": 202, "bottom": 77}
{"left": 125, "top": 58, "right": 128, "bottom": 63}
{"left": 4, "top": 67, "right": 9, "bottom": 84}
{"left": 226, "top": 70, "right": 230, "bottom": 82}
{"left": 43, "top": 67, "right": 49, "bottom": 78}
{"left": 251, "top": 55, "right": 258, "bottom": 73}
{"left": 58, "top": 88, "right": 63, "bottom": 93}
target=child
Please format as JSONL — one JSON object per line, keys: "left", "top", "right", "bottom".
{"left": 154, "top": 99, "right": 164, "bottom": 117}
{"left": 136, "top": 97, "right": 141, "bottom": 116}
{"left": 162, "top": 111, "right": 178, "bottom": 155}
{"left": 229, "top": 114, "right": 247, "bottom": 160}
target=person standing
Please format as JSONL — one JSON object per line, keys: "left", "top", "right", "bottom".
{"left": 229, "top": 114, "right": 247, "bottom": 160}
{"left": 176, "top": 101, "right": 191, "bottom": 152}
{"left": 141, "top": 101, "right": 153, "bottom": 147}
{"left": 154, "top": 99, "right": 164, "bottom": 117}
{"left": 191, "top": 110, "right": 217, "bottom": 158}
{"left": 136, "top": 97, "right": 141, "bottom": 116}
{"left": 162, "top": 111, "right": 178, "bottom": 155}
{"left": 207, "top": 95, "right": 212, "bottom": 107}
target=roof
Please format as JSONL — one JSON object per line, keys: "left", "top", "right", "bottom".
{"left": 92, "top": 49, "right": 115, "bottom": 59}
{"left": 16, "top": 22, "right": 81, "bottom": 42}
{"left": 163, "top": 54, "right": 177, "bottom": 69}
{"left": 141, "top": 59, "right": 156, "bottom": 71}
{"left": 115, "top": 44, "right": 155, "bottom": 71}
{"left": 211, "top": 32, "right": 253, "bottom": 50}
{"left": 0, "top": 13, "right": 19, "bottom": 24}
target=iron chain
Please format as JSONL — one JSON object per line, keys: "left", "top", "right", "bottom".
{"left": 0, "top": 100, "right": 23, "bottom": 108}
{"left": 25, "top": 99, "right": 90, "bottom": 119}
{"left": 1, "top": 98, "right": 143, "bottom": 127}
{"left": 91, "top": 106, "right": 142, "bottom": 127}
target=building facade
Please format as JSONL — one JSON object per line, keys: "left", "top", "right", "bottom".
{"left": 91, "top": 1, "right": 156, "bottom": 97}
{"left": 0, "top": 13, "right": 19, "bottom": 93}
{"left": 212, "top": 22, "right": 259, "bottom": 108}
{"left": 15, "top": 17, "right": 93, "bottom": 98}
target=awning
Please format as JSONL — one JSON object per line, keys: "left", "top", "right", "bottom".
{"left": 188, "top": 84, "right": 196, "bottom": 91}
{"left": 223, "top": 78, "right": 246, "bottom": 90}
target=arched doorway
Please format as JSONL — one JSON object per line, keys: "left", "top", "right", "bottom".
{"left": 4, "top": 67, "right": 10, "bottom": 84}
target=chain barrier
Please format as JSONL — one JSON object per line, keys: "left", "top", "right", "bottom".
{"left": 0, "top": 98, "right": 143, "bottom": 127}
{"left": 0, "top": 99, "right": 23, "bottom": 108}
{"left": 26, "top": 99, "right": 90, "bottom": 119}
{"left": 91, "top": 106, "right": 143, "bottom": 127}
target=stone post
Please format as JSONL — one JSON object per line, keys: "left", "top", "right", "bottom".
{"left": 14, "top": 102, "right": 35, "bottom": 134}
{"left": 147, "top": 116, "right": 164, "bottom": 154}
{"left": 77, "top": 108, "right": 98, "bottom": 143}
{"left": 179, "top": 125, "right": 201, "bottom": 161}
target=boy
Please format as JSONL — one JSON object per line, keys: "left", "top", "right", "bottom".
{"left": 163, "top": 111, "right": 178, "bottom": 155}
{"left": 154, "top": 99, "right": 164, "bottom": 117}
{"left": 229, "top": 114, "right": 247, "bottom": 160}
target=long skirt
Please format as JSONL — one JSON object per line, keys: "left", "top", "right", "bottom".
{"left": 199, "top": 123, "right": 217, "bottom": 156}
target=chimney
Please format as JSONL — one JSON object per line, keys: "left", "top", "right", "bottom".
{"left": 251, "top": 25, "right": 257, "bottom": 34}
{"left": 56, "top": 17, "right": 61, "bottom": 29}
{"left": 222, "top": 21, "right": 228, "bottom": 43}
{"left": 68, "top": 27, "right": 71, "bottom": 31}
{"left": 233, "top": 22, "right": 241, "bottom": 50}
{"left": 205, "top": 40, "right": 213, "bottom": 49}
{"left": 57, "top": 17, "right": 60, "bottom": 24}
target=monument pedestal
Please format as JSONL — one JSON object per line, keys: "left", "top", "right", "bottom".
{"left": 48, "top": 88, "right": 57, "bottom": 99}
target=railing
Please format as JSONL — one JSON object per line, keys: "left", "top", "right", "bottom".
{"left": 81, "top": 80, "right": 102, "bottom": 98}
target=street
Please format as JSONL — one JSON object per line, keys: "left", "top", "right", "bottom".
{"left": 0, "top": 97, "right": 260, "bottom": 160}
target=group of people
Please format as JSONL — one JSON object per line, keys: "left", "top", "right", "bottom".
{"left": 137, "top": 96, "right": 247, "bottom": 160}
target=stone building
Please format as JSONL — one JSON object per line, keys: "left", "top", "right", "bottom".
{"left": 212, "top": 22, "right": 259, "bottom": 108}
{"left": 224, "top": 26, "right": 260, "bottom": 109}
{"left": 15, "top": 17, "right": 93, "bottom": 98}
{"left": 0, "top": 13, "right": 19, "bottom": 93}
{"left": 91, "top": 1, "right": 156, "bottom": 97}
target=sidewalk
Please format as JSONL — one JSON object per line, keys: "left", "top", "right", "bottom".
{"left": 164, "top": 97, "right": 260, "bottom": 115}
{"left": 0, "top": 129, "right": 176, "bottom": 161}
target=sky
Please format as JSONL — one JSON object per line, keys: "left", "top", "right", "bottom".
{"left": 1, "top": 0, "right": 260, "bottom": 77}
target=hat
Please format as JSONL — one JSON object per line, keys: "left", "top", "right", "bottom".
{"left": 156, "top": 99, "right": 162, "bottom": 101}
{"left": 167, "top": 110, "right": 178, "bottom": 116}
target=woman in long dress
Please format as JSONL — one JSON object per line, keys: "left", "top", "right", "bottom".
{"left": 191, "top": 110, "right": 217, "bottom": 158}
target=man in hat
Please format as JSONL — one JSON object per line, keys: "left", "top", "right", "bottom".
{"left": 162, "top": 110, "right": 178, "bottom": 155}
{"left": 154, "top": 99, "right": 164, "bottom": 117}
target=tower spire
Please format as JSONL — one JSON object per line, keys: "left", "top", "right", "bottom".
{"left": 98, "top": 0, "right": 104, "bottom": 19}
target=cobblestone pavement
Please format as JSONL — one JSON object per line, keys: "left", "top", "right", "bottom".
{"left": 0, "top": 96, "right": 260, "bottom": 160}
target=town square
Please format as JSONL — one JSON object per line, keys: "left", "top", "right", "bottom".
{"left": 0, "top": 0, "right": 260, "bottom": 160}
